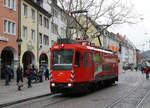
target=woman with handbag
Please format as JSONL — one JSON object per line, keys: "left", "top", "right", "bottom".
{"left": 16, "top": 65, "right": 23, "bottom": 91}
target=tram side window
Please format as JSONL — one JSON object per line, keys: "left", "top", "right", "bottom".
{"left": 83, "top": 52, "right": 87, "bottom": 67}
{"left": 75, "top": 51, "right": 80, "bottom": 67}
{"left": 90, "top": 52, "right": 93, "bottom": 66}
{"left": 103, "top": 64, "right": 111, "bottom": 72}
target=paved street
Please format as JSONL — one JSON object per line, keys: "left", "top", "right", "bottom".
{"left": 0, "top": 78, "right": 50, "bottom": 107}
{"left": 1, "top": 70, "right": 150, "bottom": 108}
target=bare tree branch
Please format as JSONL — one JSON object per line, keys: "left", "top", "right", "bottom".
{"left": 47, "top": 0, "right": 138, "bottom": 46}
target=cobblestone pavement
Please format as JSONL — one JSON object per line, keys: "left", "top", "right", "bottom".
{"left": 0, "top": 78, "right": 51, "bottom": 106}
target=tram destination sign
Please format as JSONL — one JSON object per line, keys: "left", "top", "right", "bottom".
{"left": 0, "top": 36, "right": 8, "bottom": 42}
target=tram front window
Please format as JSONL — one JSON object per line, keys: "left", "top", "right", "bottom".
{"left": 51, "top": 49, "right": 74, "bottom": 70}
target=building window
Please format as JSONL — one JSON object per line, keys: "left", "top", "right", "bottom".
{"left": 44, "top": 17, "right": 49, "bottom": 29}
{"left": 52, "top": 7, "right": 58, "bottom": 17}
{"left": 31, "top": 29, "right": 35, "bottom": 41}
{"left": 8, "top": 0, "right": 10, "bottom": 8}
{"left": 31, "top": 0, "right": 37, "bottom": 3}
{"left": 23, "top": 3, "right": 28, "bottom": 17}
{"left": 40, "top": 0, "right": 43, "bottom": 7}
{"left": 43, "top": 35, "right": 49, "bottom": 46}
{"left": 12, "top": 23, "right": 16, "bottom": 35}
{"left": 39, "top": 33, "right": 42, "bottom": 44}
{"left": 4, "top": 20, "right": 7, "bottom": 33}
{"left": 31, "top": 9, "right": 35, "bottom": 22}
{"left": 3, "top": 19, "right": 16, "bottom": 35}
{"left": 3, "top": 0, "right": 16, "bottom": 11}
{"left": 51, "top": 23, "right": 58, "bottom": 34}
{"left": 4, "top": 0, "right": 7, "bottom": 6}
{"left": 23, "top": 26, "right": 27, "bottom": 40}
{"left": 8, "top": 21, "right": 11, "bottom": 34}
{"left": 39, "top": 14, "right": 42, "bottom": 25}
{"left": 12, "top": 0, "right": 16, "bottom": 10}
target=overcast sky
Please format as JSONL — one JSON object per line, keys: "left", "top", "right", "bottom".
{"left": 110, "top": 0, "right": 150, "bottom": 51}
{"left": 46, "top": 0, "right": 149, "bottom": 51}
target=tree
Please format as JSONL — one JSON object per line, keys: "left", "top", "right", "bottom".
{"left": 48, "top": 0, "right": 138, "bottom": 46}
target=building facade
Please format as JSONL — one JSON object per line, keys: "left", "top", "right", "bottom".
{"left": 38, "top": 9, "right": 51, "bottom": 69}
{"left": 20, "top": 0, "right": 38, "bottom": 71}
{"left": 43, "top": 0, "right": 67, "bottom": 47}
{"left": 0, "top": 0, "right": 18, "bottom": 79}
{"left": 118, "top": 34, "right": 136, "bottom": 68}
{"left": 19, "top": 0, "right": 51, "bottom": 71}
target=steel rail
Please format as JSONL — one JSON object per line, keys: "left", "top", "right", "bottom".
{"left": 105, "top": 79, "right": 145, "bottom": 108}
{"left": 136, "top": 88, "right": 150, "bottom": 108}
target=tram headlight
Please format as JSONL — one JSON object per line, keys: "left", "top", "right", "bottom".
{"left": 51, "top": 83, "right": 55, "bottom": 86}
{"left": 68, "top": 83, "right": 72, "bottom": 87}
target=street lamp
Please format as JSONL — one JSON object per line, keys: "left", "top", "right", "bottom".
{"left": 16, "top": 36, "right": 22, "bottom": 65}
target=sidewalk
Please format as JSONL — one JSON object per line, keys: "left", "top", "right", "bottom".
{"left": 0, "top": 78, "right": 51, "bottom": 107}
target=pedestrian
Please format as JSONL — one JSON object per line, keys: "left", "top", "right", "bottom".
{"left": 135, "top": 66, "right": 138, "bottom": 71}
{"left": 44, "top": 68, "right": 49, "bottom": 80}
{"left": 26, "top": 64, "right": 34, "bottom": 88}
{"left": 35, "top": 65, "right": 38, "bottom": 75}
{"left": 141, "top": 66, "right": 144, "bottom": 74}
{"left": 16, "top": 65, "right": 23, "bottom": 91}
{"left": 32, "top": 65, "right": 39, "bottom": 83}
{"left": 9, "top": 67, "right": 13, "bottom": 82}
{"left": 5, "top": 65, "right": 11, "bottom": 86}
{"left": 144, "top": 66, "right": 150, "bottom": 80}
{"left": 39, "top": 66, "right": 43, "bottom": 82}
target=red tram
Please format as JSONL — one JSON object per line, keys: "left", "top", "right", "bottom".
{"left": 50, "top": 38, "right": 119, "bottom": 93}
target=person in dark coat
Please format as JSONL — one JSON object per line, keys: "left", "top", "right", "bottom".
{"left": 9, "top": 67, "right": 13, "bottom": 82}
{"left": 39, "top": 66, "right": 43, "bottom": 82}
{"left": 26, "top": 64, "right": 34, "bottom": 88}
{"left": 45, "top": 68, "right": 49, "bottom": 80}
{"left": 16, "top": 65, "right": 23, "bottom": 90}
{"left": 144, "top": 66, "right": 150, "bottom": 80}
{"left": 5, "top": 65, "right": 11, "bottom": 86}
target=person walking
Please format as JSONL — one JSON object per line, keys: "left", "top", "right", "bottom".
{"left": 16, "top": 65, "right": 23, "bottom": 91}
{"left": 9, "top": 67, "right": 13, "bottom": 82}
{"left": 32, "top": 65, "right": 39, "bottom": 83}
{"left": 44, "top": 68, "right": 49, "bottom": 80}
{"left": 26, "top": 64, "right": 34, "bottom": 88}
{"left": 5, "top": 65, "right": 11, "bottom": 86}
{"left": 141, "top": 66, "right": 144, "bottom": 74}
{"left": 144, "top": 66, "right": 150, "bottom": 80}
{"left": 39, "top": 66, "right": 43, "bottom": 82}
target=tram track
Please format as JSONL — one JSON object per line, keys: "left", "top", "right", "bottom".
{"left": 105, "top": 86, "right": 140, "bottom": 108}
{"left": 105, "top": 78, "right": 150, "bottom": 108}
{"left": 136, "top": 87, "right": 150, "bottom": 108}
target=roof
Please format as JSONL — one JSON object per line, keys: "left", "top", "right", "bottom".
{"left": 24, "top": 0, "right": 52, "bottom": 18}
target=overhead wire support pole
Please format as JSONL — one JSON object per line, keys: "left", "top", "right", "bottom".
{"left": 70, "top": 10, "right": 88, "bottom": 40}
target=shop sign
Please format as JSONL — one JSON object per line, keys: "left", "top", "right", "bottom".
{"left": 0, "top": 36, "right": 8, "bottom": 42}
